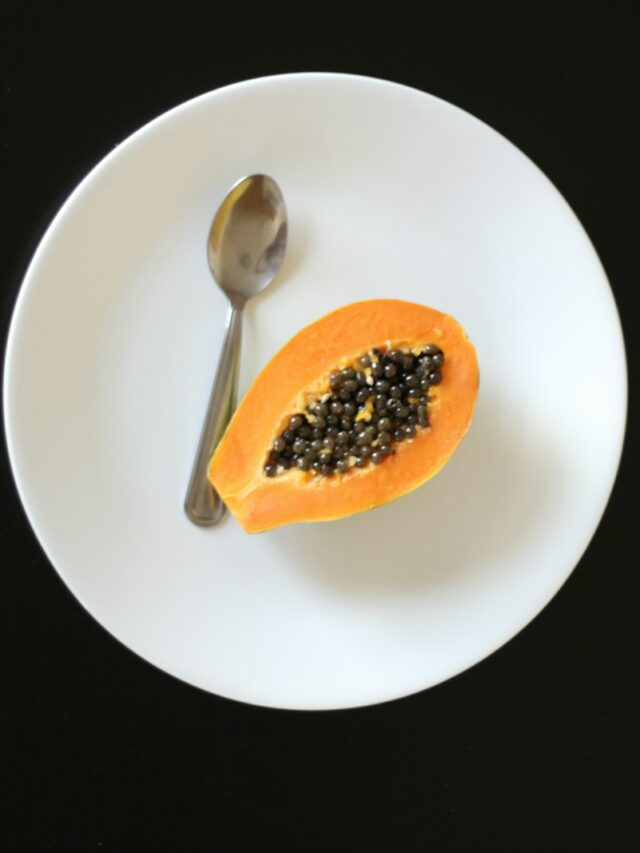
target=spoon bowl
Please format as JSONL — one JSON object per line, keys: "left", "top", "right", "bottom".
{"left": 208, "top": 175, "right": 288, "bottom": 306}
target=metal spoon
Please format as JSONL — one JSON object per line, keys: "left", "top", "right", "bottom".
{"left": 184, "top": 175, "right": 288, "bottom": 526}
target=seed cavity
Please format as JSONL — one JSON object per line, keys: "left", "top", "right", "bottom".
{"left": 264, "top": 344, "right": 444, "bottom": 478}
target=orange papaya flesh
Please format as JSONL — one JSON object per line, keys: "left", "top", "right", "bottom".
{"left": 209, "top": 299, "right": 479, "bottom": 532}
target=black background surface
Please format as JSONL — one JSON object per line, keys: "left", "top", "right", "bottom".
{"left": 2, "top": 3, "right": 638, "bottom": 851}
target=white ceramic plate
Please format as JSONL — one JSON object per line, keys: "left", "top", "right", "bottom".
{"left": 4, "top": 74, "right": 626, "bottom": 709}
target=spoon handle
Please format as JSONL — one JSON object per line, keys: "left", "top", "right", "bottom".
{"left": 184, "top": 304, "right": 243, "bottom": 526}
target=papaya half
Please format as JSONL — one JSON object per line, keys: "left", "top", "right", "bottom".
{"left": 209, "top": 299, "right": 479, "bottom": 533}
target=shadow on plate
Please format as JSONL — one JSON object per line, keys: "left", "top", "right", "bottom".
{"left": 270, "top": 393, "right": 559, "bottom": 598}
